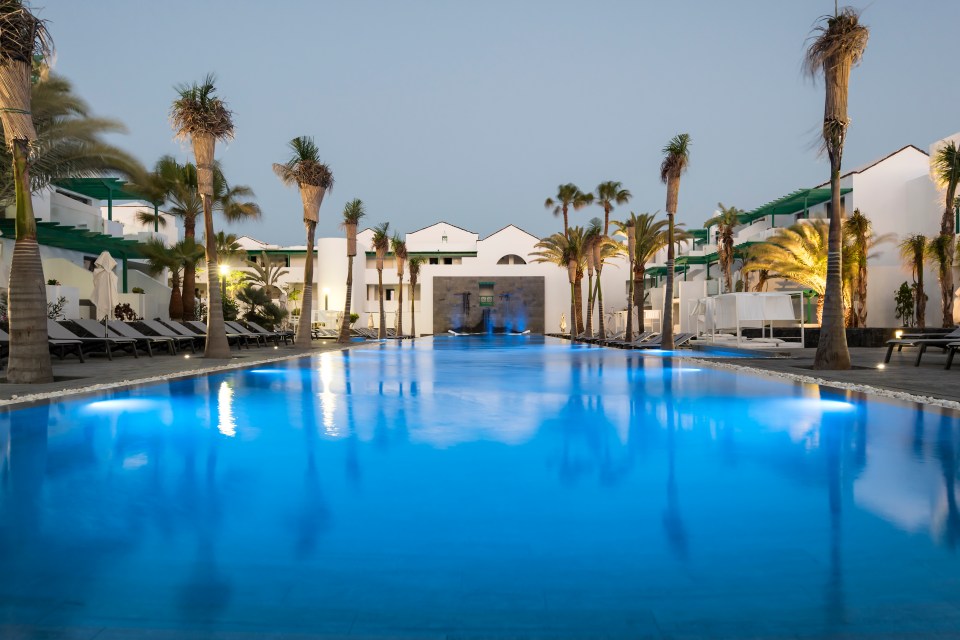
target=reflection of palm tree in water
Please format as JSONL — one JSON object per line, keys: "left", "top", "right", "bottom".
{"left": 661, "top": 361, "right": 688, "bottom": 561}
{"left": 822, "top": 408, "right": 845, "bottom": 626}
{"left": 294, "top": 362, "right": 330, "bottom": 558}
{"left": 343, "top": 352, "right": 362, "bottom": 486}
{"left": 936, "top": 414, "right": 960, "bottom": 549}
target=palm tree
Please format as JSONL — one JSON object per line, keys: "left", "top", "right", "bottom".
{"left": 615, "top": 212, "right": 672, "bottom": 331}
{"left": 704, "top": 203, "right": 742, "bottom": 294}
{"left": 408, "top": 256, "right": 423, "bottom": 338}
{"left": 531, "top": 227, "right": 589, "bottom": 338}
{"left": 583, "top": 219, "right": 600, "bottom": 337}
{"left": 927, "top": 234, "right": 952, "bottom": 328}
{"left": 660, "top": 133, "right": 692, "bottom": 350}
{"left": 0, "top": 1, "right": 53, "bottom": 382}
{"left": 899, "top": 234, "right": 928, "bottom": 328}
{"left": 743, "top": 220, "right": 854, "bottom": 323}
{"left": 545, "top": 183, "right": 592, "bottom": 238}
{"left": 272, "top": 136, "right": 334, "bottom": 348}
{"left": 932, "top": 142, "right": 960, "bottom": 327}
{"left": 0, "top": 72, "right": 144, "bottom": 204}
{"left": 170, "top": 74, "right": 236, "bottom": 358}
{"left": 214, "top": 231, "right": 243, "bottom": 259}
{"left": 842, "top": 208, "right": 874, "bottom": 327}
{"left": 804, "top": 7, "right": 869, "bottom": 369}
{"left": 592, "top": 181, "right": 631, "bottom": 338}
{"left": 338, "top": 198, "right": 365, "bottom": 343}
{"left": 140, "top": 237, "right": 204, "bottom": 320}
{"left": 623, "top": 219, "right": 636, "bottom": 342}
{"left": 371, "top": 222, "right": 390, "bottom": 339}
{"left": 240, "top": 251, "right": 289, "bottom": 300}
{"left": 392, "top": 234, "right": 408, "bottom": 337}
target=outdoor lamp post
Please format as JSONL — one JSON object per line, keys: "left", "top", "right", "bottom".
{"left": 322, "top": 287, "right": 330, "bottom": 311}
{"left": 219, "top": 264, "right": 230, "bottom": 299}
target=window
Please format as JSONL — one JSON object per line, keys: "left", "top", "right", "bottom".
{"left": 385, "top": 288, "right": 394, "bottom": 301}
{"left": 429, "top": 258, "right": 439, "bottom": 265}
{"left": 497, "top": 254, "right": 527, "bottom": 265}
{"left": 443, "top": 257, "right": 453, "bottom": 265}
{"left": 441, "top": 235, "right": 448, "bottom": 243}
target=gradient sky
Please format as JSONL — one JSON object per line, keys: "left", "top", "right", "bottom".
{"left": 43, "top": 0, "right": 960, "bottom": 246}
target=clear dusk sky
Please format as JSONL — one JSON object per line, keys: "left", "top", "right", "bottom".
{"left": 43, "top": 0, "right": 960, "bottom": 246}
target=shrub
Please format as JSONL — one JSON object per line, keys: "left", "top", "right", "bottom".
{"left": 131, "top": 287, "right": 146, "bottom": 294}
{"left": 114, "top": 302, "right": 139, "bottom": 321}
{"left": 46, "top": 279, "right": 61, "bottom": 286}
{"left": 894, "top": 282, "right": 914, "bottom": 327}
{"left": 47, "top": 296, "right": 67, "bottom": 320}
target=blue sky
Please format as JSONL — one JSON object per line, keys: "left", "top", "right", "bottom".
{"left": 44, "top": 1, "right": 960, "bottom": 245}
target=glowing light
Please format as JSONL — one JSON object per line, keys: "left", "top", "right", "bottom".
{"left": 184, "top": 354, "right": 190, "bottom": 359}
{"left": 85, "top": 398, "right": 162, "bottom": 414}
{"left": 250, "top": 369, "right": 287, "bottom": 374}
{"left": 217, "top": 381, "right": 236, "bottom": 437}
{"left": 318, "top": 354, "right": 338, "bottom": 435}
{"left": 876, "top": 363, "right": 886, "bottom": 370}
{"left": 219, "top": 264, "right": 230, "bottom": 277}
{"left": 782, "top": 398, "right": 857, "bottom": 413}
{"left": 274, "top": 345, "right": 279, "bottom": 350}
{"left": 894, "top": 330, "right": 904, "bottom": 339}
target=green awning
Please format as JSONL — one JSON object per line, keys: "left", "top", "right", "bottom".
{"left": 737, "top": 187, "right": 852, "bottom": 224}
{"left": 0, "top": 219, "right": 147, "bottom": 258}
{"left": 54, "top": 177, "right": 149, "bottom": 202}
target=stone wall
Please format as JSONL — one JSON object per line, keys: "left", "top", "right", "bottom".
{"left": 432, "top": 276, "right": 544, "bottom": 333}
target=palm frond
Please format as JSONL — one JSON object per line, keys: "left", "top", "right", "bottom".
{"left": 170, "top": 73, "right": 234, "bottom": 141}
{"left": 341, "top": 198, "right": 366, "bottom": 226}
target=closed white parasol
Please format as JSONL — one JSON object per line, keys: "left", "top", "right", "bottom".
{"left": 91, "top": 251, "right": 118, "bottom": 332}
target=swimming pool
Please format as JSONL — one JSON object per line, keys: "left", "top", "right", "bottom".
{"left": 2, "top": 335, "right": 959, "bottom": 638}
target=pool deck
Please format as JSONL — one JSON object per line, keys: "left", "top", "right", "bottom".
{"left": 0, "top": 339, "right": 352, "bottom": 405}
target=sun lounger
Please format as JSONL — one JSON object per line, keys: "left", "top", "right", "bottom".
{"left": 604, "top": 331, "right": 657, "bottom": 348}
{"left": 242, "top": 320, "right": 292, "bottom": 345}
{"left": 71, "top": 318, "right": 160, "bottom": 357}
{"left": 134, "top": 320, "right": 199, "bottom": 353}
{"left": 944, "top": 342, "right": 960, "bottom": 370}
{"left": 225, "top": 321, "right": 271, "bottom": 347}
{"left": 0, "top": 327, "right": 85, "bottom": 364}
{"left": 633, "top": 332, "right": 696, "bottom": 350}
{"left": 884, "top": 333, "right": 960, "bottom": 366}
{"left": 184, "top": 320, "right": 251, "bottom": 349}
{"left": 49, "top": 320, "right": 138, "bottom": 360}
{"left": 106, "top": 321, "right": 179, "bottom": 355}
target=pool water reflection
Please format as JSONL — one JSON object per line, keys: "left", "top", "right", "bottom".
{"left": 1, "top": 335, "right": 960, "bottom": 638}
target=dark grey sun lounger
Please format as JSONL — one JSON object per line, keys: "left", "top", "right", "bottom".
{"left": 225, "top": 321, "right": 269, "bottom": 347}
{"left": 105, "top": 321, "right": 179, "bottom": 355}
{"left": 70, "top": 318, "right": 156, "bottom": 357}
{"left": 135, "top": 320, "right": 198, "bottom": 353}
{"left": 239, "top": 320, "right": 289, "bottom": 345}
{"left": 884, "top": 328, "right": 960, "bottom": 366}
{"left": 0, "top": 327, "right": 85, "bottom": 364}
{"left": 184, "top": 320, "right": 250, "bottom": 349}
{"left": 49, "top": 320, "right": 138, "bottom": 360}
{"left": 632, "top": 332, "right": 696, "bottom": 349}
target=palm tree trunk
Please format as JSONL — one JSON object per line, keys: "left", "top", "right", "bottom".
{"left": 856, "top": 262, "right": 868, "bottom": 327}
{"left": 569, "top": 282, "right": 576, "bottom": 341}
{"left": 595, "top": 270, "right": 605, "bottom": 339}
{"left": 917, "top": 270, "right": 926, "bottom": 329}
{"left": 723, "top": 243, "right": 733, "bottom": 294}
{"left": 813, "top": 154, "right": 851, "bottom": 369}
{"left": 662, "top": 213, "right": 676, "bottom": 350}
{"left": 573, "top": 276, "right": 584, "bottom": 334}
{"left": 636, "top": 264, "right": 646, "bottom": 330}
{"left": 396, "top": 275, "right": 404, "bottom": 336}
{"left": 625, "top": 256, "right": 635, "bottom": 343}
{"left": 410, "top": 276, "right": 417, "bottom": 338}
{"left": 562, "top": 204, "right": 569, "bottom": 238}
{"left": 6, "top": 139, "right": 53, "bottom": 383}
{"left": 203, "top": 195, "right": 231, "bottom": 358}
{"left": 169, "top": 272, "right": 183, "bottom": 321}
{"left": 338, "top": 255, "right": 354, "bottom": 343}
{"left": 296, "top": 220, "right": 316, "bottom": 348}
{"left": 585, "top": 273, "right": 594, "bottom": 338}
{"left": 940, "top": 191, "right": 956, "bottom": 327}
{"left": 182, "top": 217, "right": 197, "bottom": 320}
{"left": 377, "top": 268, "right": 386, "bottom": 339}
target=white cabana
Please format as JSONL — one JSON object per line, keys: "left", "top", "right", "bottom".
{"left": 91, "top": 251, "right": 118, "bottom": 326}
{"left": 698, "top": 291, "right": 804, "bottom": 347}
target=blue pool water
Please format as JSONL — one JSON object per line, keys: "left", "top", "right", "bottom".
{"left": 2, "top": 335, "right": 960, "bottom": 638}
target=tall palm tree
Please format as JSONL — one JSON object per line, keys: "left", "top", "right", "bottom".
{"left": 531, "top": 227, "right": 590, "bottom": 338}
{"left": 272, "top": 136, "right": 334, "bottom": 348}
{"left": 545, "top": 183, "right": 592, "bottom": 238}
{"left": 704, "top": 203, "right": 742, "bottom": 294}
{"left": 338, "top": 198, "right": 365, "bottom": 343}
{"left": 0, "top": 72, "right": 144, "bottom": 204}
{"left": 624, "top": 219, "right": 636, "bottom": 342}
{"left": 140, "top": 237, "right": 204, "bottom": 320}
{"left": 805, "top": 7, "right": 869, "bottom": 369}
{"left": 927, "top": 234, "right": 952, "bottom": 328}
{"left": 593, "top": 181, "right": 631, "bottom": 338}
{"left": 392, "top": 234, "right": 408, "bottom": 336}
{"left": 615, "top": 212, "right": 672, "bottom": 331}
{"left": 170, "top": 74, "right": 236, "bottom": 358}
{"left": 660, "top": 133, "right": 691, "bottom": 350}
{"left": 408, "top": 256, "right": 423, "bottom": 338}
{"left": 583, "top": 219, "right": 600, "bottom": 337}
{"left": 371, "top": 222, "right": 390, "bottom": 339}
{"left": 899, "top": 234, "right": 928, "bottom": 329}
{"left": 842, "top": 208, "right": 874, "bottom": 327}
{"left": 932, "top": 142, "right": 960, "bottom": 327}
{"left": 0, "top": 1, "right": 53, "bottom": 382}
